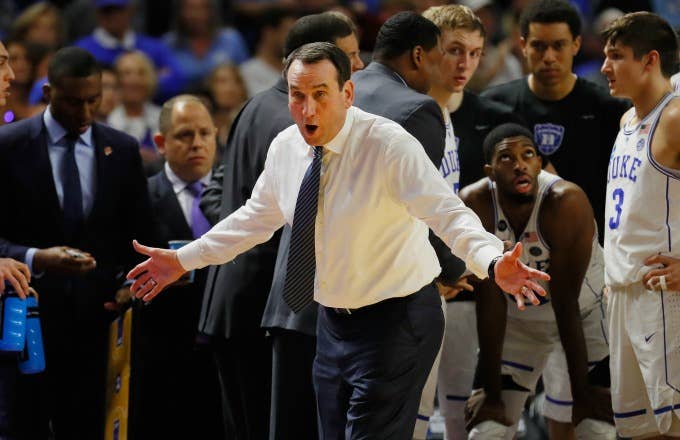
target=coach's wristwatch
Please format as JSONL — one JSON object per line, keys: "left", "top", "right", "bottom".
{"left": 487, "top": 255, "right": 503, "bottom": 282}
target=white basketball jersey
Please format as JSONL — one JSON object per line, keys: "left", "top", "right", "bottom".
{"left": 440, "top": 111, "right": 460, "bottom": 194}
{"left": 491, "top": 171, "right": 605, "bottom": 321}
{"left": 672, "top": 72, "right": 680, "bottom": 95}
{"left": 604, "top": 93, "right": 680, "bottom": 286}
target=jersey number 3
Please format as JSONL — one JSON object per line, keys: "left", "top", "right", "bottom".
{"left": 609, "top": 188, "right": 624, "bottom": 230}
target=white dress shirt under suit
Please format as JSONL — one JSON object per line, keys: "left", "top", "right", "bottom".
{"left": 178, "top": 106, "right": 503, "bottom": 308}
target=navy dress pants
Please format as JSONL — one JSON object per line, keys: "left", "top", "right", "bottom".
{"left": 313, "top": 282, "right": 445, "bottom": 440}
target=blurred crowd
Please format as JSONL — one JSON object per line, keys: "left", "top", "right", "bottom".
{"left": 0, "top": 0, "right": 670, "bottom": 175}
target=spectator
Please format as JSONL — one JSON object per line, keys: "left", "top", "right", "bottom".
{"left": 108, "top": 51, "right": 162, "bottom": 175}
{"left": 239, "top": 7, "right": 297, "bottom": 96}
{"left": 462, "top": 0, "right": 523, "bottom": 92}
{"left": 9, "top": 2, "right": 64, "bottom": 49}
{"left": 75, "top": 0, "right": 186, "bottom": 101}
{"left": 97, "top": 66, "right": 120, "bottom": 122}
{"left": 164, "top": 0, "right": 250, "bottom": 88}
{"left": 2, "top": 40, "right": 33, "bottom": 124}
{"left": 205, "top": 63, "right": 247, "bottom": 151}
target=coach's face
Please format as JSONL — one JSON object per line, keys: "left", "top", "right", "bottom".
{"left": 44, "top": 73, "right": 102, "bottom": 135}
{"left": 288, "top": 59, "right": 354, "bottom": 147}
{"left": 0, "top": 42, "right": 15, "bottom": 107}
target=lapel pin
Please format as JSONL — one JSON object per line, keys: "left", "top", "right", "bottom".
{"left": 104, "top": 146, "right": 113, "bottom": 156}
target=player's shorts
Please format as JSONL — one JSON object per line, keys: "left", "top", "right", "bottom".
{"left": 414, "top": 295, "right": 447, "bottom": 439}
{"left": 437, "top": 301, "right": 478, "bottom": 419}
{"left": 608, "top": 283, "right": 680, "bottom": 438}
{"left": 541, "top": 304, "right": 609, "bottom": 423}
{"left": 500, "top": 302, "right": 609, "bottom": 426}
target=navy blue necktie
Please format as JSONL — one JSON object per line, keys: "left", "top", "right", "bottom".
{"left": 283, "top": 146, "right": 323, "bottom": 313}
{"left": 62, "top": 134, "right": 83, "bottom": 241}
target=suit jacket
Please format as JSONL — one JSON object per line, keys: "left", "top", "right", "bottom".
{"left": 352, "top": 62, "right": 445, "bottom": 165}
{"left": 0, "top": 113, "right": 155, "bottom": 321}
{"left": 147, "top": 169, "right": 208, "bottom": 295}
{"left": 352, "top": 62, "right": 465, "bottom": 281}
{"left": 198, "top": 77, "right": 302, "bottom": 339}
{"left": 143, "top": 169, "right": 208, "bottom": 360}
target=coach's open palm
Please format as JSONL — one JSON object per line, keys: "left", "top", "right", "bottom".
{"left": 493, "top": 242, "right": 550, "bottom": 310}
{"left": 127, "top": 240, "right": 187, "bottom": 302}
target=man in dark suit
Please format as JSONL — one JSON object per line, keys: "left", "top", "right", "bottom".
{"left": 0, "top": 47, "right": 154, "bottom": 439}
{"left": 352, "top": 12, "right": 464, "bottom": 309}
{"left": 135, "top": 95, "right": 223, "bottom": 439}
{"left": 352, "top": 11, "right": 444, "bottom": 166}
{"left": 198, "top": 12, "right": 364, "bottom": 440}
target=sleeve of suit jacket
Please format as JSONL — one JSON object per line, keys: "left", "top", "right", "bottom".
{"left": 402, "top": 101, "right": 466, "bottom": 283}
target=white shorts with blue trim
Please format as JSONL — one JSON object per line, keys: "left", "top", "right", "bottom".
{"left": 541, "top": 304, "right": 609, "bottom": 423}
{"left": 414, "top": 295, "right": 447, "bottom": 439}
{"left": 609, "top": 283, "right": 680, "bottom": 438}
{"left": 500, "top": 303, "right": 609, "bottom": 426}
{"left": 437, "top": 301, "right": 478, "bottom": 419}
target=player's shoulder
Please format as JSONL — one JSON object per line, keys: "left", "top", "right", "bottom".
{"left": 541, "top": 174, "right": 591, "bottom": 216}
{"left": 459, "top": 177, "right": 490, "bottom": 205}
{"left": 655, "top": 95, "right": 680, "bottom": 140}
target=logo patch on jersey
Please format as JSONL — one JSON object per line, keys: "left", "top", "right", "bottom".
{"left": 529, "top": 246, "right": 543, "bottom": 256}
{"left": 523, "top": 231, "right": 538, "bottom": 243}
{"left": 534, "top": 123, "right": 565, "bottom": 155}
{"left": 640, "top": 124, "right": 650, "bottom": 135}
{"left": 498, "top": 220, "right": 508, "bottom": 231}
{"left": 636, "top": 138, "right": 645, "bottom": 151}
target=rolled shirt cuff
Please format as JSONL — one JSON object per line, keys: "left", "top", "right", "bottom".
{"left": 467, "top": 244, "right": 503, "bottom": 280}
{"left": 176, "top": 240, "right": 205, "bottom": 271}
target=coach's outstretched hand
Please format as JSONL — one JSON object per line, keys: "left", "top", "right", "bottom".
{"left": 127, "top": 240, "right": 186, "bottom": 302}
{"left": 493, "top": 242, "right": 550, "bottom": 310}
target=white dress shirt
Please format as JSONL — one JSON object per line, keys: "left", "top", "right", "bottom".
{"left": 178, "top": 106, "right": 502, "bottom": 308}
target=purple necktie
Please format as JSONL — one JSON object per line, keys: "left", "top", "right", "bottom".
{"left": 186, "top": 181, "right": 211, "bottom": 239}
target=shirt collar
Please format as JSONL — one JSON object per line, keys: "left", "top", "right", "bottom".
{"left": 93, "top": 27, "right": 136, "bottom": 50}
{"left": 164, "top": 161, "right": 212, "bottom": 195}
{"left": 44, "top": 106, "right": 94, "bottom": 148}
{"left": 322, "top": 106, "right": 355, "bottom": 155}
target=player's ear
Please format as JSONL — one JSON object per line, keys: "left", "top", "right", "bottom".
{"left": 483, "top": 164, "right": 494, "bottom": 180}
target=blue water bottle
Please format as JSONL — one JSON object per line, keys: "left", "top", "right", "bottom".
{"left": 0, "top": 290, "right": 27, "bottom": 352}
{"left": 19, "top": 295, "right": 45, "bottom": 374}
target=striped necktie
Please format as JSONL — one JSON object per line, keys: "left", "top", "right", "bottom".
{"left": 282, "top": 146, "right": 323, "bottom": 313}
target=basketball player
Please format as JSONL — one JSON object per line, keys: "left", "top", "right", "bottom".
{"left": 412, "top": 7, "right": 479, "bottom": 438}
{"left": 600, "top": 11, "right": 680, "bottom": 439}
{"left": 419, "top": 5, "right": 516, "bottom": 439}
{"left": 462, "top": 123, "right": 612, "bottom": 439}
{"left": 481, "top": 0, "right": 629, "bottom": 245}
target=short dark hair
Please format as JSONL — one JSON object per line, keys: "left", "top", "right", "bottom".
{"left": 48, "top": 47, "right": 101, "bottom": 87}
{"left": 373, "top": 11, "right": 441, "bottom": 61}
{"left": 483, "top": 123, "right": 535, "bottom": 164}
{"left": 602, "top": 12, "right": 679, "bottom": 78}
{"left": 283, "top": 12, "right": 355, "bottom": 58}
{"left": 519, "top": 0, "right": 582, "bottom": 39}
{"left": 283, "top": 42, "right": 351, "bottom": 89}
